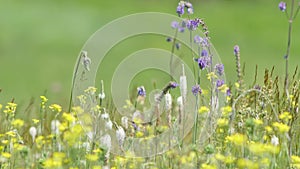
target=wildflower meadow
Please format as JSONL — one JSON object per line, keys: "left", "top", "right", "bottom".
{"left": 0, "top": 1, "right": 300, "bottom": 169}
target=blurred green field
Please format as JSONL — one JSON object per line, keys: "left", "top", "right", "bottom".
{"left": 0, "top": 0, "right": 299, "bottom": 110}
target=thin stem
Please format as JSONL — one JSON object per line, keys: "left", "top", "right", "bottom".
{"left": 284, "top": 0, "right": 295, "bottom": 99}
{"left": 68, "top": 52, "right": 82, "bottom": 112}
{"left": 170, "top": 28, "right": 178, "bottom": 81}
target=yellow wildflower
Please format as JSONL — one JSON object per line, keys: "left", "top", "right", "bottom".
{"left": 3, "top": 102, "right": 17, "bottom": 114}
{"left": 272, "top": 122, "right": 290, "bottom": 133}
{"left": 93, "top": 148, "right": 102, "bottom": 153}
{"left": 62, "top": 112, "right": 76, "bottom": 122}
{"left": 49, "top": 104, "right": 62, "bottom": 113}
{"left": 226, "top": 133, "right": 247, "bottom": 146}
{"left": 224, "top": 155, "right": 236, "bottom": 164}
{"left": 215, "top": 153, "right": 225, "bottom": 161}
{"left": 1, "top": 140, "right": 9, "bottom": 145}
{"left": 36, "top": 136, "right": 45, "bottom": 149}
{"left": 279, "top": 111, "right": 292, "bottom": 122}
{"left": 199, "top": 106, "right": 209, "bottom": 114}
{"left": 292, "top": 155, "right": 300, "bottom": 163}
{"left": 235, "top": 82, "right": 240, "bottom": 89}
{"left": 11, "top": 119, "right": 24, "bottom": 128}
{"left": 86, "top": 154, "right": 99, "bottom": 161}
{"left": 5, "top": 131, "right": 16, "bottom": 137}
{"left": 218, "top": 84, "right": 229, "bottom": 93}
{"left": 40, "top": 95, "right": 48, "bottom": 103}
{"left": 136, "top": 131, "right": 144, "bottom": 138}
{"left": 237, "top": 158, "right": 259, "bottom": 169}
{"left": 221, "top": 106, "right": 232, "bottom": 116}
{"left": 217, "top": 118, "right": 228, "bottom": 127}
{"left": 72, "top": 106, "right": 84, "bottom": 115}
{"left": 1, "top": 152, "right": 11, "bottom": 159}
{"left": 77, "top": 95, "right": 87, "bottom": 104}
{"left": 32, "top": 118, "right": 40, "bottom": 124}
{"left": 253, "top": 119, "right": 263, "bottom": 126}
{"left": 0, "top": 104, "right": 2, "bottom": 110}
{"left": 84, "top": 86, "right": 97, "bottom": 95}
{"left": 265, "top": 126, "right": 273, "bottom": 133}
{"left": 92, "top": 166, "right": 102, "bottom": 169}
{"left": 207, "top": 72, "right": 217, "bottom": 81}
{"left": 201, "top": 163, "right": 217, "bottom": 169}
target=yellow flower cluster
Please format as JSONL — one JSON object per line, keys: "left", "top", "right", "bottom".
{"left": 226, "top": 133, "right": 247, "bottom": 146}
{"left": 49, "top": 104, "right": 62, "bottom": 113}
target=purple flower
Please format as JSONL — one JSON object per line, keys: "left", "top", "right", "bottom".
{"left": 194, "top": 35, "right": 203, "bottom": 44}
{"left": 201, "top": 49, "right": 208, "bottom": 57}
{"left": 215, "top": 64, "right": 224, "bottom": 76}
{"left": 192, "top": 84, "right": 202, "bottom": 96}
{"left": 226, "top": 88, "right": 231, "bottom": 96}
{"left": 137, "top": 86, "right": 146, "bottom": 97}
{"left": 216, "top": 79, "right": 225, "bottom": 88}
{"left": 176, "top": 43, "right": 181, "bottom": 50}
{"left": 169, "top": 82, "right": 178, "bottom": 88}
{"left": 279, "top": 1, "right": 286, "bottom": 12}
{"left": 187, "top": 19, "right": 200, "bottom": 31}
{"left": 178, "top": 26, "right": 185, "bottom": 33}
{"left": 176, "top": 4, "right": 185, "bottom": 16}
{"left": 234, "top": 45, "right": 240, "bottom": 55}
{"left": 187, "top": 7, "right": 194, "bottom": 14}
{"left": 196, "top": 56, "right": 210, "bottom": 70}
{"left": 171, "top": 21, "right": 179, "bottom": 29}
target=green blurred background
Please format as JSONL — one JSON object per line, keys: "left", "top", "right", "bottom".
{"left": 0, "top": 0, "right": 299, "bottom": 110}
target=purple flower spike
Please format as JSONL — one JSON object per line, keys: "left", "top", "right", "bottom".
{"left": 176, "top": 3, "right": 185, "bottom": 16}
{"left": 279, "top": 1, "right": 286, "bottom": 12}
{"left": 201, "top": 49, "right": 208, "bottom": 57}
{"left": 194, "top": 35, "right": 203, "bottom": 44}
{"left": 187, "top": 19, "right": 200, "bottom": 31}
{"left": 234, "top": 45, "right": 240, "bottom": 55}
{"left": 215, "top": 64, "right": 224, "bottom": 76}
{"left": 192, "top": 84, "right": 202, "bottom": 96}
{"left": 137, "top": 86, "right": 146, "bottom": 97}
{"left": 169, "top": 82, "right": 178, "bottom": 88}
{"left": 226, "top": 88, "right": 231, "bottom": 96}
{"left": 178, "top": 26, "right": 185, "bottom": 33}
{"left": 197, "top": 56, "right": 210, "bottom": 70}
{"left": 216, "top": 79, "right": 225, "bottom": 88}
{"left": 171, "top": 21, "right": 179, "bottom": 29}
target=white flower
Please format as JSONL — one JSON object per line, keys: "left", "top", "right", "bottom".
{"left": 121, "top": 116, "right": 128, "bottom": 129}
{"left": 51, "top": 120, "right": 60, "bottom": 135}
{"left": 99, "top": 93, "right": 105, "bottom": 99}
{"left": 180, "top": 64, "right": 187, "bottom": 101}
{"left": 105, "top": 120, "right": 113, "bottom": 130}
{"left": 177, "top": 96, "right": 183, "bottom": 106}
{"left": 99, "top": 80, "right": 105, "bottom": 99}
{"left": 100, "top": 134, "right": 112, "bottom": 150}
{"left": 116, "top": 127, "right": 126, "bottom": 147}
{"left": 165, "top": 92, "right": 172, "bottom": 111}
{"left": 29, "top": 126, "right": 37, "bottom": 142}
{"left": 101, "top": 113, "right": 109, "bottom": 120}
{"left": 271, "top": 135, "right": 279, "bottom": 146}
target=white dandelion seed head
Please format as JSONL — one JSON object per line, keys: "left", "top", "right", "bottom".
{"left": 165, "top": 92, "right": 172, "bottom": 111}
{"left": 105, "top": 120, "right": 113, "bottom": 130}
{"left": 51, "top": 120, "right": 60, "bottom": 135}
{"left": 29, "top": 126, "right": 37, "bottom": 141}
{"left": 116, "top": 126, "right": 126, "bottom": 147}
{"left": 271, "top": 135, "right": 279, "bottom": 146}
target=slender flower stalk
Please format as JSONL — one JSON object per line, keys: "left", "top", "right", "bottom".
{"left": 283, "top": 0, "right": 296, "bottom": 99}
